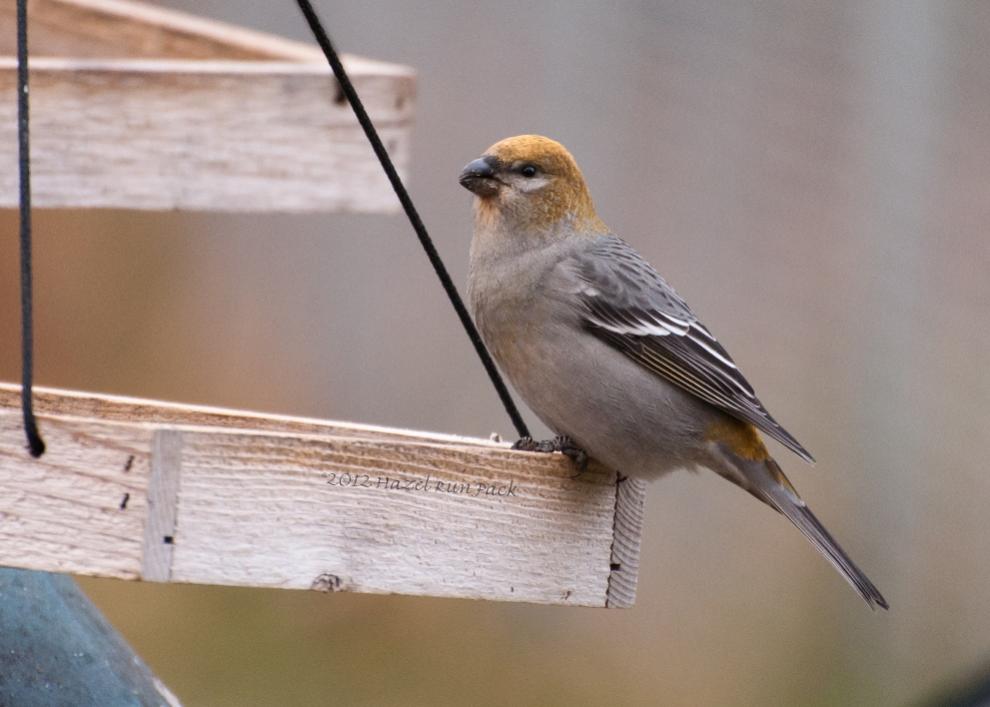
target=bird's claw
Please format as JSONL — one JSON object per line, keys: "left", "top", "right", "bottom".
{"left": 512, "top": 436, "right": 554, "bottom": 453}
{"left": 512, "top": 435, "right": 589, "bottom": 476}
{"left": 558, "top": 437, "right": 590, "bottom": 477}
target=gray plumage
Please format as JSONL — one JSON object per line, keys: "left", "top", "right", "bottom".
{"left": 461, "top": 134, "right": 887, "bottom": 609}
{"left": 471, "top": 233, "right": 722, "bottom": 478}
{"left": 572, "top": 236, "right": 814, "bottom": 463}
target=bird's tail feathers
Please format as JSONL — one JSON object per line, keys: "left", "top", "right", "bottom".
{"left": 730, "top": 454, "right": 889, "bottom": 610}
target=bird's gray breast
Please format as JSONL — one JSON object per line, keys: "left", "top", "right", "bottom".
{"left": 468, "top": 243, "right": 709, "bottom": 477}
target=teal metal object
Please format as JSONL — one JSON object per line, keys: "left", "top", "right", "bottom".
{"left": 0, "top": 569, "right": 176, "bottom": 706}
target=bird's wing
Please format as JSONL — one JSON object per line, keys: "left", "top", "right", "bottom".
{"left": 565, "top": 235, "right": 814, "bottom": 463}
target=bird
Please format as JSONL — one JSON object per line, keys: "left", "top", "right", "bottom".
{"left": 460, "top": 134, "right": 887, "bottom": 609}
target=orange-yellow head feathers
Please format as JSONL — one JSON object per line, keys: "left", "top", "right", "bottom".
{"left": 459, "top": 135, "right": 606, "bottom": 234}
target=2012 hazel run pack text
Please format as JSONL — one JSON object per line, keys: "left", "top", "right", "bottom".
{"left": 322, "top": 471, "right": 520, "bottom": 498}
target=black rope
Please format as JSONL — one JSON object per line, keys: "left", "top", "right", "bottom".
{"left": 16, "top": 0, "right": 45, "bottom": 457}
{"left": 294, "top": 0, "right": 531, "bottom": 439}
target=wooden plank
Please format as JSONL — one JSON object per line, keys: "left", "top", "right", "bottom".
{"left": 141, "top": 429, "right": 182, "bottom": 582}
{"left": 0, "top": 384, "right": 495, "bottom": 446}
{"left": 0, "top": 58, "right": 414, "bottom": 212}
{"left": 0, "top": 385, "right": 642, "bottom": 607}
{"left": 606, "top": 477, "right": 646, "bottom": 608}
{"left": 0, "top": 0, "right": 415, "bottom": 212}
{"left": 0, "top": 0, "right": 324, "bottom": 60}
{"left": 0, "top": 413, "right": 152, "bottom": 580}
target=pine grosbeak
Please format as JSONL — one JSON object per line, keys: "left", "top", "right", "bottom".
{"left": 461, "top": 135, "right": 886, "bottom": 609}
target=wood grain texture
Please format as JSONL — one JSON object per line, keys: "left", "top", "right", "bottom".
{"left": 606, "top": 477, "right": 646, "bottom": 608}
{"left": 0, "top": 0, "right": 327, "bottom": 61}
{"left": 141, "top": 429, "right": 181, "bottom": 582}
{"left": 0, "top": 384, "right": 494, "bottom": 446}
{"left": 0, "top": 413, "right": 151, "bottom": 580}
{"left": 0, "top": 385, "right": 643, "bottom": 607}
{"left": 0, "top": 0, "right": 414, "bottom": 212}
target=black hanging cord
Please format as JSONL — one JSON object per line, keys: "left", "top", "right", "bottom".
{"left": 294, "top": 0, "right": 531, "bottom": 439}
{"left": 16, "top": 0, "right": 45, "bottom": 457}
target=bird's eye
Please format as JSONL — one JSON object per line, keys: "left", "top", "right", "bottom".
{"left": 520, "top": 164, "right": 538, "bottom": 178}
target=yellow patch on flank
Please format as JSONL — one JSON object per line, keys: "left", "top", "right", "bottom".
{"left": 705, "top": 420, "right": 770, "bottom": 461}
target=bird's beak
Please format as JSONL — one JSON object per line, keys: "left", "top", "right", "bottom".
{"left": 459, "top": 156, "right": 500, "bottom": 197}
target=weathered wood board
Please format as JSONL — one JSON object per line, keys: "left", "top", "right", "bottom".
{"left": 0, "top": 0, "right": 414, "bottom": 212}
{"left": 0, "top": 384, "right": 645, "bottom": 607}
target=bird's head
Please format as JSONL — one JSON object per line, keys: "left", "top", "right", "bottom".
{"left": 459, "top": 135, "right": 605, "bottom": 235}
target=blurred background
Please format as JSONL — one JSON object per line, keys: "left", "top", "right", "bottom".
{"left": 2, "top": 1, "right": 989, "bottom": 705}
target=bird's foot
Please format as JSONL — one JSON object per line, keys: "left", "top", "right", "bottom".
{"left": 557, "top": 436, "right": 590, "bottom": 477}
{"left": 513, "top": 435, "right": 589, "bottom": 476}
{"left": 512, "top": 436, "right": 548, "bottom": 453}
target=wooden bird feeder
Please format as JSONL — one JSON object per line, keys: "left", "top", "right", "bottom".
{"left": 0, "top": 0, "right": 414, "bottom": 212}
{"left": 0, "top": 0, "right": 645, "bottom": 609}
